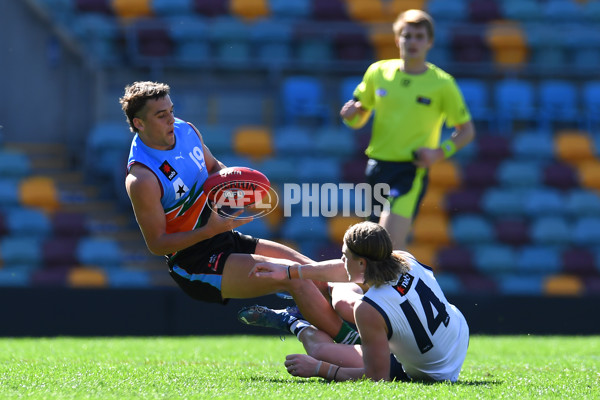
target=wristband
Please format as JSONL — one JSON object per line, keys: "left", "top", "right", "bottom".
{"left": 298, "top": 265, "right": 304, "bottom": 280}
{"left": 333, "top": 365, "right": 341, "bottom": 381}
{"left": 314, "top": 361, "right": 323, "bottom": 377}
{"left": 286, "top": 265, "right": 291, "bottom": 280}
{"left": 342, "top": 114, "right": 361, "bottom": 128}
{"left": 440, "top": 139, "right": 457, "bottom": 159}
{"left": 326, "top": 364, "right": 335, "bottom": 380}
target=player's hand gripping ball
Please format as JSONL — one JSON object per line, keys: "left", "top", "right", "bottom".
{"left": 203, "top": 167, "right": 274, "bottom": 219}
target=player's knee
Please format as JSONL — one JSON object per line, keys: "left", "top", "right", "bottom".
{"left": 331, "top": 297, "right": 355, "bottom": 323}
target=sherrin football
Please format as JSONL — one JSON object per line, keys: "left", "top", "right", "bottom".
{"left": 203, "top": 166, "right": 271, "bottom": 209}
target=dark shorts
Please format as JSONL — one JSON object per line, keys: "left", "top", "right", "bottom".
{"left": 390, "top": 354, "right": 410, "bottom": 381}
{"left": 365, "top": 159, "right": 429, "bottom": 221}
{"left": 167, "top": 230, "right": 258, "bottom": 304}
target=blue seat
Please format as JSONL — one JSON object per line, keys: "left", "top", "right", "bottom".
{"left": 268, "top": 0, "right": 310, "bottom": 19}
{"left": 510, "top": 130, "right": 555, "bottom": 160}
{"left": 451, "top": 214, "right": 495, "bottom": 245}
{"left": 456, "top": 78, "right": 494, "bottom": 131}
{"left": 523, "top": 188, "right": 564, "bottom": 217}
{"left": 501, "top": 0, "right": 542, "bottom": 22}
{"left": 6, "top": 208, "right": 52, "bottom": 238}
{"left": 496, "top": 160, "right": 542, "bottom": 188}
{"left": 237, "top": 218, "right": 272, "bottom": 239}
{"left": 85, "top": 121, "right": 131, "bottom": 180}
{"left": 107, "top": 268, "right": 151, "bottom": 288}
{"left": 313, "top": 126, "right": 355, "bottom": 159}
{"left": 584, "top": 0, "right": 600, "bottom": 22}
{"left": 537, "top": 80, "right": 579, "bottom": 131}
{"left": 530, "top": 216, "right": 571, "bottom": 245}
{"left": 151, "top": 0, "right": 194, "bottom": 15}
{"left": 516, "top": 245, "right": 561, "bottom": 274}
{"left": 280, "top": 76, "right": 329, "bottom": 124}
{"left": 572, "top": 217, "right": 600, "bottom": 246}
{"left": 208, "top": 17, "right": 250, "bottom": 65}
{"left": 252, "top": 19, "right": 293, "bottom": 66}
{"left": 498, "top": 274, "right": 543, "bottom": 295}
{"left": 273, "top": 125, "right": 314, "bottom": 156}
{"left": 481, "top": 188, "right": 525, "bottom": 217}
{"left": 76, "top": 238, "right": 122, "bottom": 268}
{"left": 0, "top": 179, "right": 20, "bottom": 207}
{"left": 202, "top": 125, "right": 233, "bottom": 156}
{"left": 258, "top": 157, "right": 297, "bottom": 184}
{"left": 426, "top": 0, "right": 468, "bottom": 22}
{"left": 339, "top": 75, "right": 363, "bottom": 106}
{"left": 0, "top": 237, "right": 42, "bottom": 267}
{"left": 494, "top": 79, "right": 536, "bottom": 133}
{"left": 565, "top": 189, "right": 600, "bottom": 217}
{"left": 434, "top": 273, "right": 463, "bottom": 295}
{"left": 543, "top": 0, "right": 584, "bottom": 21}
{"left": 0, "top": 267, "right": 32, "bottom": 287}
{"left": 70, "top": 13, "right": 122, "bottom": 65}
{"left": 582, "top": 81, "right": 600, "bottom": 132}
{"left": 0, "top": 151, "right": 31, "bottom": 178}
{"left": 165, "top": 16, "right": 210, "bottom": 66}
{"left": 473, "top": 244, "right": 517, "bottom": 275}
{"left": 281, "top": 215, "right": 328, "bottom": 242}
{"left": 296, "top": 157, "right": 341, "bottom": 183}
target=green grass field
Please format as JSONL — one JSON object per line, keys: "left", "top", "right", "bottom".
{"left": 0, "top": 335, "right": 598, "bottom": 399}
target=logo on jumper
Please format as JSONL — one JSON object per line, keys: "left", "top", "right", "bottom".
{"left": 159, "top": 161, "right": 178, "bottom": 180}
{"left": 208, "top": 252, "right": 223, "bottom": 272}
{"left": 394, "top": 273, "right": 414, "bottom": 296}
{"left": 172, "top": 177, "right": 189, "bottom": 200}
{"left": 416, "top": 96, "right": 431, "bottom": 105}
{"left": 376, "top": 88, "right": 387, "bottom": 97}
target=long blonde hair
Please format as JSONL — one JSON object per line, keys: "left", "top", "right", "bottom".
{"left": 343, "top": 222, "right": 409, "bottom": 286}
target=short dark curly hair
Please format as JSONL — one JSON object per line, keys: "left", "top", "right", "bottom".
{"left": 119, "top": 81, "right": 170, "bottom": 133}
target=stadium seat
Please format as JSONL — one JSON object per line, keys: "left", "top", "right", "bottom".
{"left": 419, "top": 188, "right": 446, "bottom": 217}
{"left": 237, "top": 217, "right": 272, "bottom": 239}
{"left": 498, "top": 275, "right": 543, "bottom": 295}
{"left": 565, "top": 189, "right": 600, "bottom": 218}
{"left": 576, "top": 160, "right": 600, "bottom": 191}
{"left": 537, "top": 80, "right": 579, "bottom": 131}
{"left": 0, "top": 179, "right": 19, "bottom": 207}
{"left": 469, "top": 0, "right": 502, "bottom": 22}
{"left": 530, "top": 216, "right": 571, "bottom": 245}
{"left": 554, "top": 130, "right": 596, "bottom": 166}
{"left": 293, "top": 23, "right": 335, "bottom": 69}
{"left": 68, "top": 267, "right": 108, "bottom": 288}
{"left": 280, "top": 76, "right": 328, "bottom": 124}
{"left": 111, "top": 0, "right": 152, "bottom": 18}
{"left": 71, "top": 12, "right": 122, "bottom": 65}
{"left": 525, "top": 23, "right": 566, "bottom": 72}
{"left": 451, "top": 214, "right": 494, "bottom": 245}
{"left": 341, "top": 158, "right": 368, "bottom": 184}
{"left": 192, "top": 0, "right": 228, "bottom": 16}
{"left": 252, "top": 19, "right": 293, "bottom": 66}
{"left": 257, "top": 157, "right": 296, "bottom": 185}
{"left": 273, "top": 125, "right": 314, "bottom": 156}
{"left": 436, "top": 246, "right": 475, "bottom": 274}
{"left": 481, "top": 187, "right": 525, "bottom": 217}
{"left": 388, "top": 0, "right": 427, "bottom": 14}
{"left": 31, "top": 267, "right": 70, "bottom": 287}
{"left": 405, "top": 243, "right": 438, "bottom": 269}
{"left": 42, "top": 238, "right": 79, "bottom": 267}
{"left": 456, "top": 79, "right": 494, "bottom": 131}
{"left": 582, "top": 81, "right": 600, "bottom": 132}
{"left": 571, "top": 217, "right": 600, "bottom": 247}
{"left": 0, "top": 237, "right": 42, "bottom": 267}
{"left": 281, "top": 215, "right": 328, "bottom": 242}
{"left": 411, "top": 214, "right": 451, "bottom": 246}
{"left": 339, "top": 75, "right": 363, "bottom": 107}
{"left": 542, "top": 162, "right": 579, "bottom": 189}
{"left": 268, "top": 0, "right": 310, "bottom": 19}
{"left": 515, "top": 245, "right": 561, "bottom": 274}
{"left": 444, "top": 189, "right": 482, "bottom": 214}
{"left": 501, "top": 0, "right": 542, "bottom": 22}
{"left": 427, "top": 160, "right": 461, "bottom": 192}
{"left": 74, "top": 0, "right": 113, "bottom": 13}
{"left": 495, "top": 218, "right": 530, "bottom": 245}
{"left": 327, "top": 215, "right": 363, "bottom": 244}
{"left": 450, "top": 25, "right": 489, "bottom": 64}
{"left": 368, "top": 29, "right": 398, "bottom": 63}
{"left": 165, "top": 15, "right": 210, "bottom": 66}
{"left": 510, "top": 130, "right": 555, "bottom": 161}
{"left": 461, "top": 160, "right": 498, "bottom": 188}
{"left": 311, "top": 0, "right": 349, "bottom": 21}
{"left": 475, "top": 135, "right": 512, "bottom": 161}
{"left": 107, "top": 268, "right": 152, "bottom": 288}
{"left": 334, "top": 25, "right": 372, "bottom": 62}
{"left": 296, "top": 157, "right": 341, "bottom": 183}
{"left": 6, "top": 208, "right": 52, "bottom": 238}
{"left": 434, "top": 273, "right": 463, "bottom": 295}
{"left": 0, "top": 268, "right": 32, "bottom": 287}
{"left": 460, "top": 274, "right": 498, "bottom": 294}
{"left": 232, "top": 126, "right": 273, "bottom": 160}
{"left": 344, "top": 0, "right": 388, "bottom": 23}
{"left": 313, "top": 126, "right": 355, "bottom": 159}
{"left": 229, "top": 0, "right": 269, "bottom": 20}
{"left": 484, "top": 21, "right": 528, "bottom": 69}
{"left": 473, "top": 244, "right": 517, "bottom": 275}
{"left": 76, "top": 238, "right": 122, "bottom": 268}
{"left": 496, "top": 160, "right": 542, "bottom": 188}
{"left": 544, "top": 275, "right": 583, "bottom": 296}
{"left": 494, "top": 79, "right": 536, "bottom": 133}
{"left": 0, "top": 150, "right": 31, "bottom": 178}
{"left": 151, "top": 0, "right": 193, "bottom": 15}
{"left": 543, "top": 0, "right": 584, "bottom": 21}
{"left": 18, "top": 176, "right": 59, "bottom": 212}
{"left": 561, "top": 247, "right": 597, "bottom": 276}
{"left": 523, "top": 187, "right": 564, "bottom": 217}
{"left": 426, "top": 0, "right": 467, "bottom": 22}
{"left": 209, "top": 17, "right": 251, "bottom": 65}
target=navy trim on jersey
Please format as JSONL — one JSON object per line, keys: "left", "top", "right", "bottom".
{"left": 363, "top": 296, "right": 393, "bottom": 340}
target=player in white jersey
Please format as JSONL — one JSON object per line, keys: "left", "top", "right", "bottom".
{"left": 239, "top": 221, "right": 469, "bottom": 382}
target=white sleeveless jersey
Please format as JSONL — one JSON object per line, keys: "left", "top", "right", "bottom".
{"left": 362, "top": 251, "right": 469, "bottom": 382}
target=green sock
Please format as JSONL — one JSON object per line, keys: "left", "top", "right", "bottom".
{"left": 334, "top": 321, "right": 361, "bottom": 345}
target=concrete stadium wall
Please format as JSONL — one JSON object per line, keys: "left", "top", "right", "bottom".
{"left": 0, "top": 288, "right": 597, "bottom": 337}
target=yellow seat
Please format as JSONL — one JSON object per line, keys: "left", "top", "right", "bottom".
{"left": 419, "top": 187, "right": 447, "bottom": 217}
{"left": 577, "top": 160, "right": 600, "bottom": 190}
{"left": 388, "top": 0, "right": 427, "bottom": 14}
{"left": 544, "top": 275, "right": 583, "bottom": 296}
{"left": 411, "top": 214, "right": 451, "bottom": 246}
{"left": 405, "top": 242, "right": 438, "bottom": 269}
{"left": 554, "top": 130, "right": 596, "bottom": 166}
{"left": 19, "top": 176, "right": 59, "bottom": 212}
{"left": 111, "top": 0, "right": 152, "bottom": 18}
{"left": 68, "top": 267, "right": 108, "bottom": 288}
{"left": 233, "top": 126, "right": 273, "bottom": 160}
{"left": 328, "top": 215, "right": 365, "bottom": 244}
{"left": 230, "top": 0, "right": 270, "bottom": 20}
{"left": 428, "top": 160, "right": 461, "bottom": 192}
{"left": 344, "top": 0, "right": 389, "bottom": 23}
{"left": 485, "top": 21, "right": 529, "bottom": 67}
{"left": 369, "top": 31, "right": 398, "bottom": 61}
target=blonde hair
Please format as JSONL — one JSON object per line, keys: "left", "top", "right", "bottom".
{"left": 119, "top": 81, "right": 170, "bottom": 133}
{"left": 343, "top": 222, "right": 409, "bottom": 286}
{"left": 393, "top": 9, "right": 434, "bottom": 40}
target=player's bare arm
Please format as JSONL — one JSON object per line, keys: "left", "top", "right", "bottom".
{"left": 413, "top": 120, "right": 476, "bottom": 168}
{"left": 126, "top": 164, "right": 249, "bottom": 255}
{"left": 250, "top": 259, "right": 350, "bottom": 282}
{"left": 354, "top": 300, "right": 392, "bottom": 381}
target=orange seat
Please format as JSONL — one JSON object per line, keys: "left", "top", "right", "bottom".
{"left": 328, "top": 215, "right": 364, "bottom": 244}
{"left": 344, "top": 0, "right": 389, "bottom": 23}
{"left": 411, "top": 214, "right": 451, "bottom": 246}
{"left": 111, "top": 0, "right": 152, "bottom": 18}
{"left": 405, "top": 242, "right": 438, "bottom": 269}
{"left": 68, "top": 267, "right": 108, "bottom": 288}
{"left": 419, "top": 187, "right": 447, "bottom": 217}
{"left": 388, "top": 0, "right": 427, "bottom": 14}
{"left": 544, "top": 275, "right": 583, "bottom": 296}
{"left": 485, "top": 21, "right": 529, "bottom": 67}
{"left": 428, "top": 160, "right": 461, "bottom": 192}
{"left": 233, "top": 126, "right": 273, "bottom": 160}
{"left": 368, "top": 30, "right": 398, "bottom": 61}
{"left": 554, "top": 130, "right": 596, "bottom": 166}
{"left": 19, "top": 176, "right": 59, "bottom": 212}
{"left": 230, "top": 0, "right": 270, "bottom": 20}
{"left": 577, "top": 160, "right": 600, "bottom": 190}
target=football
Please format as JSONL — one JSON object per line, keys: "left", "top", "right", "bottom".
{"left": 203, "top": 166, "right": 271, "bottom": 209}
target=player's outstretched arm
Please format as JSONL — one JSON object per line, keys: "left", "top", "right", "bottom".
{"left": 251, "top": 259, "right": 350, "bottom": 282}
